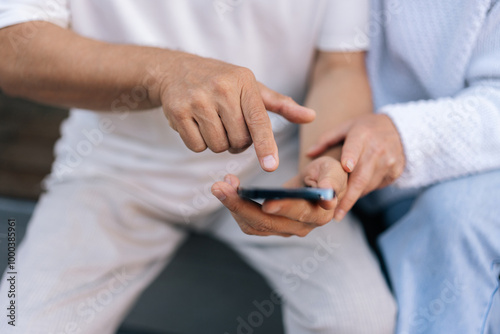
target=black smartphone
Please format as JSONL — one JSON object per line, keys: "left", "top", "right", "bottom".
{"left": 237, "top": 187, "right": 334, "bottom": 201}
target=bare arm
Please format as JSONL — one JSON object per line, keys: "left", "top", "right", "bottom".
{"left": 300, "top": 51, "right": 372, "bottom": 170}
{"left": 0, "top": 22, "right": 315, "bottom": 171}
{"left": 0, "top": 22, "right": 162, "bottom": 110}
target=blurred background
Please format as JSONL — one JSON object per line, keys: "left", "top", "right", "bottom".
{"left": 0, "top": 91, "right": 284, "bottom": 334}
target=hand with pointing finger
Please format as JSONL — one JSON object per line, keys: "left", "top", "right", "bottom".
{"left": 149, "top": 53, "right": 316, "bottom": 172}
{"left": 211, "top": 156, "right": 348, "bottom": 237}
{"left": 307, "top": 114, "right": 406, "bottom": 221}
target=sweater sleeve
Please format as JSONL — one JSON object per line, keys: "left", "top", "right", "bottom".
{"left": 379, "top": 1, "right": 500, "bottom": 189}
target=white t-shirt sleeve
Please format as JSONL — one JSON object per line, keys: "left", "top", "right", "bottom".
{"left": 317, "top": 0, "right": 370, "bottom": 52}
{"left": 0, "top": 0, "right": 70, "bottom": 29}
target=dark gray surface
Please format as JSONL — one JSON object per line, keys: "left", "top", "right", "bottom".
{"left": 0, "top": 197, "right": 34, "bottom": 271}
{"left": 120, "top": 233, "right": 284, "bottom": 334}
{"left": 0, "top": 197, "right": 284, "bottom": 334}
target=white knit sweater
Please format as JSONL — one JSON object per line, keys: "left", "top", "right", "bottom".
{"left": 367, "top": 0, "right": 500, "bottom": 188}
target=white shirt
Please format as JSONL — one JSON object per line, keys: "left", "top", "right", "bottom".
{"left": 0, "top": 0, "right": 369, "bottom": 223}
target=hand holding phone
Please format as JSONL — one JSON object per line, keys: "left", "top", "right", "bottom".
{"left": 212, "top": 157, "right": 346, "bottom": 237}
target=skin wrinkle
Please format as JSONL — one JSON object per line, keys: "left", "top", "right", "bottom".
{"left": 0, "top": 21, "right": 314, "bottom": 172}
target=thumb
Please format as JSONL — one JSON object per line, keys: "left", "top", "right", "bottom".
{"left": 300, "top": 157, "right": 340, "bottom": 210}
{"left": 315, "top": 160, "right": 344, "bottom": 210}
{"left": 211, "top": 175, "right": 241, "bottom": 208}
{"left": 259, "top": 83, "right": 316, "bottom": 124}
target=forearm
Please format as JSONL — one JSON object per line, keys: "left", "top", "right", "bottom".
{"left": 0, "top": 21, "right": 182, "bottom": 110}
{"left": 300, "top": 52, "right": 372, "bottom": 170}
{"left": 381, "top": 83, "right": 500, "bottom": 188}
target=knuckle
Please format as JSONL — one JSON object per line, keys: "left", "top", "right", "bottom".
{"left": 230, "top": 138, "right": 252, "bottom": 151}
{"left": 166, "top": 103, "right": 191, "bottom": 122}
{"left": 235, "top": 67, "right": 255, "bottom": 82}
{"left": 228, "top": 200, "right": 245, "bottom": 214}
{"left": 246, "top": 107, "right": 268, "bottom": 126}
{"left": 297, "top": 210, "right": 309, "bottom": 223}
{"left": 296, "top": 229, "right": 309, "bottom": 238}
{"left": 240, "top": 224, "right": 257, "bottom": 236}
{"left": 187, "top": 90, "right": 210, "bottom": 108}
{"left": 319, "top": 158, "right": 334, "bottom": 172}
{"left": 297, "top": 226, "right": 314, "bottom": 238}
{"left": 392, "top": 163, "right": 405, "bottom": 179}
{"left": 228, "top": 146, "right": 249, "bottom": 154}
{"left": 351, "top": 175, "right": 369, "bottom": 191}
{"left": 165, "top": 117, "right": 178, "bottom": 131}
{"left": 209, "top": 141, "right": 230, "bottom": 153}
{"left": 210, "top": 76, "right": 233, "bottom": 95}
{"left": 375, "top": 145, "right": 387, "bottom": 157}
{"left": 229, "top": 127, "right": 252, "bottom": 149}
{"left": 386, "top": 156, "right": 397, "bottom": 168}
{"left": 188, "top": 141, "right": 208, "bottom": 153}
{"left": 252, "top": 137, "right": 273, "bottom": 152}
{"left": 253, "top": 218, "right": 274, "bottom": 233}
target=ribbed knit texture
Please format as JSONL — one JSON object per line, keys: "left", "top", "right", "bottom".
{"left": 368, "top": 0, "right": 500, "bottom": 188}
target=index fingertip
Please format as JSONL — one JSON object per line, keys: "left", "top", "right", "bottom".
{"left": 295, "top": 106, "right": 316, "bottom": 123}
{"left": 261, "top": 154, "right": 279, "bottom": 172}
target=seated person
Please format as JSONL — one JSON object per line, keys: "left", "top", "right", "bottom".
{"left": 305, "top": 1, "right": 500, "bottom": 333}
{"left": 0, "top": 1, "right": 396, "bottom": 333}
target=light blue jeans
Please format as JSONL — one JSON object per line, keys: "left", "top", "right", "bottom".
{"left": 374, "top": 170, "right": 500, "bottom": 334}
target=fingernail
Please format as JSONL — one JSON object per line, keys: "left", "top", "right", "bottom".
{"left": 262, "top": 155, "right": 277, "bottom": 170}
{"left": 264, "top": 205, "right": 281, "bottom": 214}
{"left": 345, "top": 160, "right": 355, "bottom": 173}
{"left": 212, "top": 189, "right": 226, "bottom": 201}
{"left": 334, "top": 209, "right": 346, "bottom": 222}
{"left": 224, "top": 175, "right": 233, "bottom": 186}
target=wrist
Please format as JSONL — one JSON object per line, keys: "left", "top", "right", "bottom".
{"left": 141, "top": 49, "right": 190, "bottom": 107}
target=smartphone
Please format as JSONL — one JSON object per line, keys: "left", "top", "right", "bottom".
{"left": 237, "top": 187, "right": 334, "bottom": 201}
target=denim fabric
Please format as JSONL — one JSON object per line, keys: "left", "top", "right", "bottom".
{"left": 378, "top": 170, "right": 500, "bottom": 334}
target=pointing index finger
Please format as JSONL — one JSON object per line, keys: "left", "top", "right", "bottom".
{"left": 241, "top": 82, "right": 279, "bottom": 172}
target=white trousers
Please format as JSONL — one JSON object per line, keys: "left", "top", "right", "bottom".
{"left": 0, "top": 177, "right": 396, "bottom": 334}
